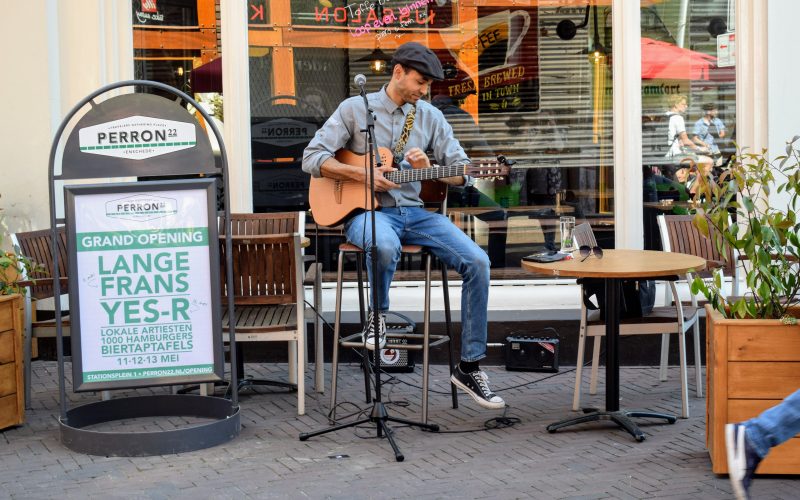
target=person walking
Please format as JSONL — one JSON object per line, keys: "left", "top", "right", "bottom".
{"left": 726, "top": 388, "right": 800, "bottom": 499}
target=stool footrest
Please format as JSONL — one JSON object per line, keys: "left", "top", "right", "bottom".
{"left": 339, "top": 332, "right": 450, "bottom": 350}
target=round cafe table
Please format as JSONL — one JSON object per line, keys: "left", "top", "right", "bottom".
{"left": 522, "top": 249, "right": 706, "bottom": 441}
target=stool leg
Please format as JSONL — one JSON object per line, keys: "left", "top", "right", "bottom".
{"left": 329, "top": 250, "right": 345, "bottom": 423}
{"left": 441, "top": 264, "right": 458, "bottom": 409}
{"left": 422, "top": 253, "right": 432, "bottom": 423}
{"left": 356, "top": 253, "right": 372, "bottom": 403}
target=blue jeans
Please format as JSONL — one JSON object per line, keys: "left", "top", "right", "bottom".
{"left": 345, "top": 207, "right": 491, "bottom": 362}
{"left": 744, "top": 389, "right": 800, "bottom": 458}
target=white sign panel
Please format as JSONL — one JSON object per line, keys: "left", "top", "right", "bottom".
{"left": 78, "top": 116, "right": 196, "bottom": 160}
{"left": 73, "top": 188, "right": 214, "bottom": 385}
{"left": 717, "top": 32, "right": 735, "bottom": 68}
{"left": 251, "top": 118, "right": 317, "bottom": 147}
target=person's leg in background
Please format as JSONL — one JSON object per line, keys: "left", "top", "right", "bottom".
{"left": 727, "top": 389, "right": 800, "bottom": 499}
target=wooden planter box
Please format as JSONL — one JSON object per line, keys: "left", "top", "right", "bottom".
{"left": 706, "top": 305, "right": 800, "bottom": 474}
{"left": 0, "top": 294, "right": 24, "bottom": 430}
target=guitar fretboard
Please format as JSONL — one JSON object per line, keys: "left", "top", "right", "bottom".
{"left": 384, "top": 165, "right": 468, "bottom": 184}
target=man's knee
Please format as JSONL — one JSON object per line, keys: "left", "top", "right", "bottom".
{"left": 374, "top": 239, "right": 401, "bottom": 268}
{"left": 465, "top": 249, "right": 491, "bottom": 277}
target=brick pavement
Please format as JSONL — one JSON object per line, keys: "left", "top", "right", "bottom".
{"left": 1, "top": 361, "right": 796, "bottom": 499}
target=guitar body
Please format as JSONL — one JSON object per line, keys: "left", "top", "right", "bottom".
{"left": 309, "top": 147, "right": 510, "bottom": 227}
{"left": 308, "top": 147, "right": 391, "bottom": 227}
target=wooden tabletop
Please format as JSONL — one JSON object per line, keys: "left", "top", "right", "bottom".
{"left": 521, "top": 249, "right": 706, "bottom": 279}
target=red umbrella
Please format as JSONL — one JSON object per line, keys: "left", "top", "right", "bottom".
{"left": 641, "top": 37, "right": 717, "bottom": 80}
{"left": 192, "top": 57, "right": 222, "bottom": 93}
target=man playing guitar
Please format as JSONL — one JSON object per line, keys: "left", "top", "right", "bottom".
{"left": 302, "top": 42, "right": 505, "bottom": 410}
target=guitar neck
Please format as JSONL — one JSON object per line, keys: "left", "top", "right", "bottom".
{"left": 384, "top": 165, "right": 467, "bottom": 184}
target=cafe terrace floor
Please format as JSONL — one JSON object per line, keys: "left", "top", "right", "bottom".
{"left": 1, "top": 362, "right": 796, "bottom": 499}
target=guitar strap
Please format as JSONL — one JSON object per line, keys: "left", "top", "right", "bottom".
{"left": 392, "top": 105, "right": 416, "bottom": 166}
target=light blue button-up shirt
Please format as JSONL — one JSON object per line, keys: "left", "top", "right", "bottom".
{"left": 302, "top": 86, "right": 470, "bottom": 208}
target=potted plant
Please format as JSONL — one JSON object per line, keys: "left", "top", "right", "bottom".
{"left": 690, "top": 138, "right": 800, "bottom": 474}
{"left": 0, "top": 210, "right": 42, "bottom": 296}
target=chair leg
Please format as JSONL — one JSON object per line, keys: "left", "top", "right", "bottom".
{"left": 312, "top": 263, "right": 324, "bottom": 394}
{"left": 692, "top": 319, "right": 703, "bottom": 397}
{"left": 441, "top": 265, "right": 458, "bottom": 410}
{"left": 288, "top": 340, "right": 298, "bottom": 385}
{"left": 329, "top": 250, "right": 345, "bottom": 422}
{"left": 296, "top": 309, "right": 306, "bottom": 416}
{"left": 659, "top": 334, "right": 670, "bottom": 381}
{"left": 23, "top": 292, "right": 32, "bottom": 409}
{"left": 660, "top": 284, "right": 674, "bottom": 382}
{"left": 677, "top": 327, "right": 689, "bottom": 418}
{"left": 422, "top": 253, "right": 432, "bottom": 424}
{"left": 572, "top": 319, "right": 588, "bottom": 411}
{"left": 589, "top": 336, "right": 601, "bottom": 395}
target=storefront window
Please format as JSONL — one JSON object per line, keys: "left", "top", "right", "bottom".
{"left": 641, "top": 0, "right": 736, "bottom": 250}
{"left": 253, "top": 1, "right": 620, "bottom": 278}
{"left": 132, "top": 0, "right": 223, "bottom": 144}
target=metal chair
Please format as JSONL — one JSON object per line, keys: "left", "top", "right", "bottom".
{"left": 572, "top": 223, "right": 697, "bottom": 418}
{"left": 220, "top": 230, "right": 308, "bottom": 415}
{"left": 221, "top": 213, "right": 324, "bottom": 394}
{"left": 657, "top": 214, "right": 737, "bottom": 396}
{"left": 11, "top": 227, "right": 70, "bottom": 409}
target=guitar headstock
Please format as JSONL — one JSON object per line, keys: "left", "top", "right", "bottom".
{"left": 464, "top": 155, "right": 514, "bottom": 180}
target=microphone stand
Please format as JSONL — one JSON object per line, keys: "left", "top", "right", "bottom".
{"left": 300, "top": 80, "right": 439, "bottom": 462}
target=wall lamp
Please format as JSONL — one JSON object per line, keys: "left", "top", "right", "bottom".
{"left": 556, "top": 5, "right": 590, "bottom": 41}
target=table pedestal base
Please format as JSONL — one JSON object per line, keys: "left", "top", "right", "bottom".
{"left": 546, "top": 409, "right": 677, "bottom": 442}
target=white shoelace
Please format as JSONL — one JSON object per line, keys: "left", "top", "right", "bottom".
{"left": 476, "top": 370, "right": 494, "bottom": 396}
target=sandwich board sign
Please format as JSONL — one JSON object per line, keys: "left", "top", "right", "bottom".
{"left": 65, "top": 179, "right": 224, "bottom": 391}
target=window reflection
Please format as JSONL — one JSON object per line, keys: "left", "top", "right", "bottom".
{"left": 641, "top": 0, "right": 736, "bottom": 251}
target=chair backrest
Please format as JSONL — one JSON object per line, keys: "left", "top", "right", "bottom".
{"left": 658, "top": 214, "right": 736, "bottom": 277}
{"left": 219, "top": 212, "right": 300, "bottom": 236}
{"left": 10, "top": 227, "right": 68, "bottom": 301}
{"left": 220, "top": 233, "right": 300, "bottom": 306}
{"left": 219, "top": 213, "right": 302, "bottom": 306}
{"left": 573, "top": 222, "right": 597, "bottom": 248}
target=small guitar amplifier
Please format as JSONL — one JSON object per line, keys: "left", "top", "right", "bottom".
{"left": 505, "top": 335, "right": 559, "bottom": 372}
{"left": 379, "top": 323, "right": 415, "bottom": 373}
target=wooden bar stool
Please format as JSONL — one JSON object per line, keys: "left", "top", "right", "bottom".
{"left": 329, "top": 242, "right": 458, "bottom": 424}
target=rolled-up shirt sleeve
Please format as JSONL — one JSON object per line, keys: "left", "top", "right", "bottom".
{"left": 302, "top": 100, "right": 356, "bottom": 178}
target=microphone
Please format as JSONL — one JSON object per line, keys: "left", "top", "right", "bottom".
{"left": 354, "top": 74, "right": 367, "bottom": 88}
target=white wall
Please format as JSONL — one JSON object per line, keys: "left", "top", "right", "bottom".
{"left": 768, "top": 0, "right": 800, "bottom": 212}
{"left": 0, "top": 0, "right": 132, "bottom": 243}
{"left": 0, "top": 1, "right": 53, "bottom": 240}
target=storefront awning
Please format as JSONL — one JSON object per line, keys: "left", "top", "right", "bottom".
{"left": 641, "top": 37, "right": 718, "bottom": 81}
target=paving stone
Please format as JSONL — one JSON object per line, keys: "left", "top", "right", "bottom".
{"left": 2, "top": 361, "right": 798, "bottom": 498}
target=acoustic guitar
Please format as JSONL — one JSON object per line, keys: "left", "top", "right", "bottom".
{"left": 308, "top": 147, "right": 512, "bottom": 227}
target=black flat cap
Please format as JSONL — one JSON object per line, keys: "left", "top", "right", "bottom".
{"left": 391, "top": 42, "right": 444, "bottom": 80}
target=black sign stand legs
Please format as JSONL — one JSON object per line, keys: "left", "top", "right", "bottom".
{"left": 299, "top": 83, "right": 438, "bottom": 461}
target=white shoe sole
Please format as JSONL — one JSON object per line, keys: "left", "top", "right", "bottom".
{"left": 450, "top": 374, "right": 506, "bottom": 410}
{"left": 362, "top": 336, "right": 386, "bottom": 351}
{"left": 725, "top": 423, "right": 748, "bottom": 500}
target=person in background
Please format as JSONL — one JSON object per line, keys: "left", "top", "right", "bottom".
{"left": 692, "top": 102, "right": 727, "bottom": 166}
{"left": 302, "top": 42, "right": 505, "bottom": 410}
{"left": 726, "top": 388, "right": 800, "bottom": 499}
{"left": 664, "top": 94, "right": 713, "bottom": 191}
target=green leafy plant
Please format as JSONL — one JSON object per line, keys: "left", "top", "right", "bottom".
{"left": 0, "top": 209, "right": 45, "bottom": 296}
{"left": 690, "top": 138, "right": 800, "bottom": 319}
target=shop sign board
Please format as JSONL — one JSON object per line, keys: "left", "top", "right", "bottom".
{"left": 717, "top": 32, "right": 735, "bottom": 68}
{"left": 65, "top": 180, "right": 224, "bottom": 391}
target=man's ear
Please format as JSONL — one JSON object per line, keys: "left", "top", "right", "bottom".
{"left": 391, "top": 63, "right": 403, "bottom": 79}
